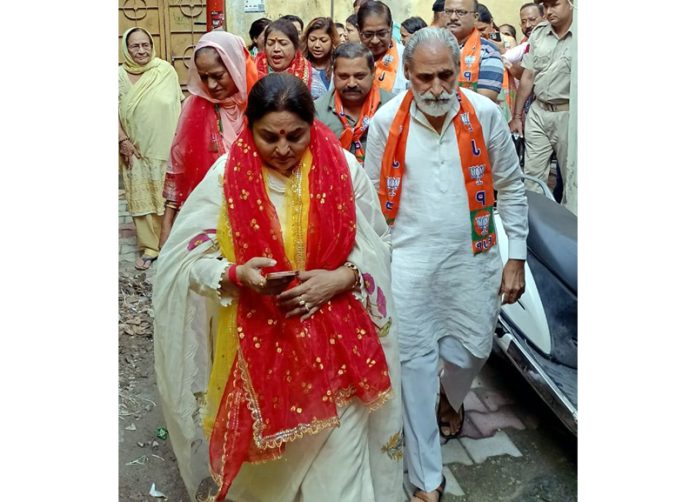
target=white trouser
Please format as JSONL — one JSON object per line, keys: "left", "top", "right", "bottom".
{"left": 228, "top": 399, "right": 375, "bottom": 502}
{"left": 401, "top": 336, "right": 487, "bottom": 492}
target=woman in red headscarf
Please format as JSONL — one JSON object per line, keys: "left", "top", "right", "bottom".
{"left": 159, "top": 31, "right": 258, "bottom": 247}
{"left": 255, "top": 19, "right": 312, "bottom": 88}
{"left": 153, "top": 73, "right": 403, "bottom": 502}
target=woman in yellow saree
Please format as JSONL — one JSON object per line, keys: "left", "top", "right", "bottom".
{"left": 119, "top": 27, "right": 183, "bottom": 270}
{"left": 153, "top": 73, "right": 403, "bottom": 501}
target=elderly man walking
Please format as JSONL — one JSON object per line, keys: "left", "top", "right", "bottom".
{"left": 315, "top": 43, "right": 394, "bottom": 164}
{"left": 365, "top": 28, "right": 528, "bottom": 502}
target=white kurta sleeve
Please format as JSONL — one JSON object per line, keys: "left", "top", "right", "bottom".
{"left": 344, "top": 151, "right": 393, "bottom": 326}
{"left": 189, "top": 254, "right": 234, "bottom": 306}
{"left": 502, "top": 42, "right": 528, "bottom": 65}
{"left": 166, "top": 154, "right": 237, "bottom": 306}
{"left": 486, "top": 108, "right": 529, "bottom": 260}
{"left": 348, "top": 152, "right": 392, "bottom": 251}
{"left": 364, "top": 105, "right": 391, "bottom": 190}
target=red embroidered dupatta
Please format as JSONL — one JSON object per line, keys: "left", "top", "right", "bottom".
{"left": 208, "top": 122, "right": 392, "bottom": 500}
{"left": 166, "top": 96, "right": 225, "bottom": 203}
{"left": 255, "top": 50, "right": 313, "bottom": 89}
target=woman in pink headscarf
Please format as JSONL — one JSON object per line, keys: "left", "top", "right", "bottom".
{"left": 160, "top": 31, "right": 258, "bottom": 247}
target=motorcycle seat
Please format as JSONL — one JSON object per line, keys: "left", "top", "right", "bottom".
{"left": 525, "top": 190, "right": 577, "bottom": 294}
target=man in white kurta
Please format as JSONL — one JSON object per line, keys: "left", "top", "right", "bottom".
{"left": 364, "top": 28, "right": 528, "bottom": 500}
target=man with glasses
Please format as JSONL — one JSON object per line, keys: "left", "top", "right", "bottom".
{"left": 354, "top": 0, "right": 402, "bottom": 43}
{"left": 520, "top": 2, "right": 544, "bottom": 41}
{"left": 503, "top": 3, "right": 545, "bottom": 80}
{"left": 510, "top": 0, "right": 574, "bottom": 203}
{"left": 444, "top": 0, "right": 504, "bottom": 103}
{"left": 357, "top": 1, "right": 409, "bottom": 94}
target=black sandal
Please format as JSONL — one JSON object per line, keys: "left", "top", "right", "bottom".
{"left": 413, "top": 475, "right": 447, "bottom": 501}
{"left": 437, "top": 391, "right": 465, "bottom": 442}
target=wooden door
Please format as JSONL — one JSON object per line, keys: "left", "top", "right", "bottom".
{"left": 164, "top": 0, "right": 208, "bottom": 93}
{"left": 119, "top": 0, "right": 208, "bottom": 93}
{"left": 118, "top": 0, "right": 166, "bottom": 64}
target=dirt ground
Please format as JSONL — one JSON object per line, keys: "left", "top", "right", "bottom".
{"left": 117, "top": 229, "right": 575, "bottom": 502}
{"left": 119, "top": 266, "right": 188, "bottom": 501}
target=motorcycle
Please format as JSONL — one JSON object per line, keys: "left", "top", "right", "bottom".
{"left": 493, "top": 176, "right": 578, "bottom": 435}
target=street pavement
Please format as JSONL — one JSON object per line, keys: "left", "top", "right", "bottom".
{"left": 119, "top": 192, "right": 577, "bottom": 501}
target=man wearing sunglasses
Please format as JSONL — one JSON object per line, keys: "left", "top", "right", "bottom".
{"left": 444, "top": 0, "right": 504, "bottom": 103}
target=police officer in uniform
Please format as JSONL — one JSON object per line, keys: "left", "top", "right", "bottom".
{"left": 510, "top": 0, "right": 573, "bottom": 202}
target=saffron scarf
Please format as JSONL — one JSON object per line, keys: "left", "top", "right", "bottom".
{"left": 374, "top": 43, "right": 400, "bottom": 92}
{"left": 498, "top": 68, "right": 516, "bottom": 123}
{"left": 378, "top": 90, "right": 497, "bottom": 254}
{"left": 207, "top": 122, "right": 392, "bottom": 500}
{"left": 457, "top": 28, "right": 482, "bottom": 90}
{"left": 256, "top": 50, "right": 313, "bottom": 89}
{"left": 334, "top": 86, "right": 381, "bottom": 164}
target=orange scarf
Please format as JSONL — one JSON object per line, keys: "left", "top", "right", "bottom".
{"left": 334, "top": 86, "right": 381, "bottom": 164}
{"left": 378, "top": 90, "right": 497, "bottom": 254}
{"left": 208, "top": 122, "right": 392, "bottom": 500}
{"left": 499, "top": 68, "right": 516, "bottom": 122}
{"left": 374, "top": 43, "right": 399, "bottom": 92}
{"left": 457, "top": 28, "right": 482, "bottom": 90}
{"left": 255, "top": 50, "right": 313, "bottom": 89}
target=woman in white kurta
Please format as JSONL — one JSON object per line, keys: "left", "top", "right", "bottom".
{"left": 153, "top": 73, "right": 403, "bottom": 502}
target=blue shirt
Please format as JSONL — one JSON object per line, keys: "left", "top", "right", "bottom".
{"left": 392, "top": 23, "right": 401, "bottom": 43}
{"left": 476, "top": 37, "right": 504, "bottom": 94}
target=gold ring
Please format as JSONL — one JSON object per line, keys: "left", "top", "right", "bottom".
{"left": 304, "top": 304, "right": 311, "bottom": 312}
{"left": 299, "top": 298, "right": 306, "bottom": 306}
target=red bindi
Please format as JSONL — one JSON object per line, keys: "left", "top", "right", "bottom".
{"left": 279, "top": 128, "right": 286, "bottom": 135}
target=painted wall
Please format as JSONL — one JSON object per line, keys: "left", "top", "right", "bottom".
{"left": 226, "top": 0, "right": 525, "bottom": 45}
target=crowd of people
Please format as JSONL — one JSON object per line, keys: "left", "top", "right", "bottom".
{"left": 118, "top": 0, "right": 574, "bottom": 500}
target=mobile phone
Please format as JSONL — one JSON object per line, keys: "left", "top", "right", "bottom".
{"left": 489, "top": 31, "right": 502, "bottom": 42}
{"left": 266, "top": 271, "right": 299, "bottom": 281}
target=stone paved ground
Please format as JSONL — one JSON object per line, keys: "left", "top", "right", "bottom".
{"left": 119, "top": 191, "right": 576, "bottom": 501}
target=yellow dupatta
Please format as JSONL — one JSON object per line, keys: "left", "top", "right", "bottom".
{"left": 203, "top": 150, "right": 312, "bottom": 435}
{"left": 119, "top": 27, "right": 183, "bottom": 161}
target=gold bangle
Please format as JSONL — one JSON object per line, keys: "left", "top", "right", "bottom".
{"left": 165, "top": 201, "right": 180, "bottom": 210}
{"left": 343, "top": 261, "right": 360, "bottom": 289}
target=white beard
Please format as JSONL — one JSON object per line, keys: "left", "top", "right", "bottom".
{"left": 413, "top": 89, "right": 457, "bottom": 117}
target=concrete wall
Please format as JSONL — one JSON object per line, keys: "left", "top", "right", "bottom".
{"left": 226, "top": 0, "right": 524, "bottom": 45}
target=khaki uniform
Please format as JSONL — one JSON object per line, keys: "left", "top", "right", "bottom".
{"left": 521, "top": 22, "right": 573, "bottom": 196}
